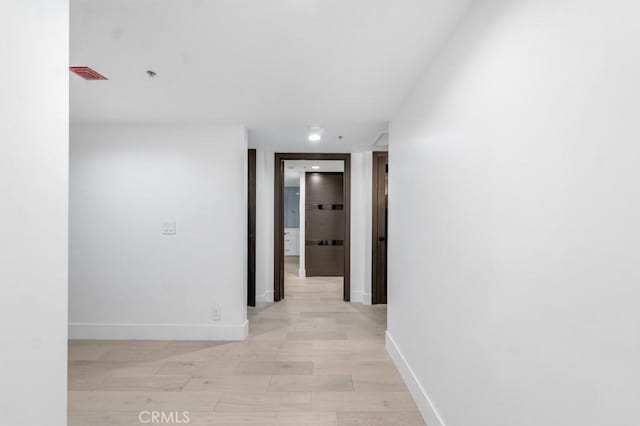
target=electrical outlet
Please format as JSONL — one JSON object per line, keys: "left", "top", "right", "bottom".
{"left": 211, "top": 307, "right": 221, "bottom": 321}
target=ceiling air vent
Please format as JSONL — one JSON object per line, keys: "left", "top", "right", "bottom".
{"left": 69, "top": 66, "right": 108, "bottom": 80}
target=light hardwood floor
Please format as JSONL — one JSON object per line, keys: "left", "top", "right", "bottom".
{"left": 68, "top": 257, "right": 424, "bottom": 425}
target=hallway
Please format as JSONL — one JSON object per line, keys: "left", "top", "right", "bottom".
{"left": 67, "top": 259, "right": 423, "bottom": 425}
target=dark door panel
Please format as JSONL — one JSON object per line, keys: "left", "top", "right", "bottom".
{"left": 305, "top": 245, "right": 344, "bottom": 276}
{"left": 247, "top": 149, "right": 257, "bottom": 306}
{"left": 372, "top": 152, "right": 388, "bottom": 304}
{"left": 305, "top": 172, "right": 345, "bottom": 277}
{"left": 305, "top": 210, "right": 345, "bottom": 240}
{"left": 306, "top": 173, "right": 343, "bottom": 204}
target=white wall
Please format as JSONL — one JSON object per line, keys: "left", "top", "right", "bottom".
{"left": 69, "top": 124, "right": 248, "bottom": 340}
{"left": 298, "top": 171, "right": 306, "bottom": 277}
{"left": 0, "top": 1, "right": 68, "bottom": 425}
{"left": 255, "top": 149, "right": 274, "bottom": 302}
{"left": 350, "top": 151, "right": 373, "bottom": 303}
{"left": 387, "top": 1, "right": 640, "bottom": 425}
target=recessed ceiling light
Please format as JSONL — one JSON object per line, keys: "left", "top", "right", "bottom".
{"left": 311, "top": 166, "right": 320, "bottom": 170}
{"left": 308, "top": 124, "right": 324, "bottom": 142}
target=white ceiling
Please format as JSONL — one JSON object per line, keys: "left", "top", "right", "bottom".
{"left": 70, "top": 0, "right": 469, "bottom": 151}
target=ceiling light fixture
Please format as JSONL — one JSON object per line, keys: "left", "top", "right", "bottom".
{"left": 311, "top": 166, "right": 320, "bottom": 170}
{"left": 308, "top": 124, "right": 324, "bottom": 142}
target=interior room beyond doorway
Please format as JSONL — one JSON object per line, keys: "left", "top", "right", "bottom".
{"left": 283, "top": 160, "right": 346, "bottom": 295}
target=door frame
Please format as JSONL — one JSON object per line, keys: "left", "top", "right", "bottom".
{"left": 371, "top": 151, "right": 388, "bottom": 304}
{"left": 247, "top": 149, "right": 257, "bottom": 306}
{"left": 274, "top": 153, "right": 351, "bottom": 302}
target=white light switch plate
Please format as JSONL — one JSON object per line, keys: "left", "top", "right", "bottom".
{"left": 162, "top": 222, "right": 176, "bottom": 235}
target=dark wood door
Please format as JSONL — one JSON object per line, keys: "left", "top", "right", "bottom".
{"left": 305, "top": 172, "right": 345, "bottom": 276}
{"left": 247, "top": 149, "right": 256, "bottom": 306}
{"left": 372, "top": 152, "right": 388, "bottom": 304}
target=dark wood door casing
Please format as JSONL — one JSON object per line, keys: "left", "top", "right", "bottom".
{"left": 372, "top": 151, "right": 388, "bottom": 305}
{"left": 247, "top": 149, "right": 257, "bottom": 307}
{"left": 274, "top": 153, "right": 351, "bottom": 302}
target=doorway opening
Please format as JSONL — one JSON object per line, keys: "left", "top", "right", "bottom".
{"left": 274, "top": 153, "right": 351, "bottom": 302}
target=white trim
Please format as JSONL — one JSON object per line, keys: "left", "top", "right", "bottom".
{"left": 385, "top": 331, "right": 446, "bottom": 426}
{"left": 69, "top": 320, "right": 249, "bottom": 341}
{"left": 256, "top": 290, "right": 274, "bottom": 303}
{"left": 350, "top": 290, "right": 364, "bottom": 303}
{"left": 362, "top": 292, "right": 372, "bottom": 305}
{"left": 298, "top": 171, "right": 306, "bottom": 276}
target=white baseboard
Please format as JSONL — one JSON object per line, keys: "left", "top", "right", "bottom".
{"left": 256, "top": 290, "right": 274, "bottom": 303}
{"left": 351, "top": 290, "right": 364, "bottom": 303}
{"left": 69, "top": 321, "right": 248, "bottom": 341}
{"left": 298, "top": 268, "right": 306, "bottom": 278}
{"left": 362, "top": 292, "right": 372, "bottom": 305}
{"left": 385, "top": 331, "right": 445, "bottom": 426}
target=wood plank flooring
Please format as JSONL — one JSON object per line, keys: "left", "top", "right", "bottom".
{"left": 68, "top": 257, "right": 424, "bottom": 425}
